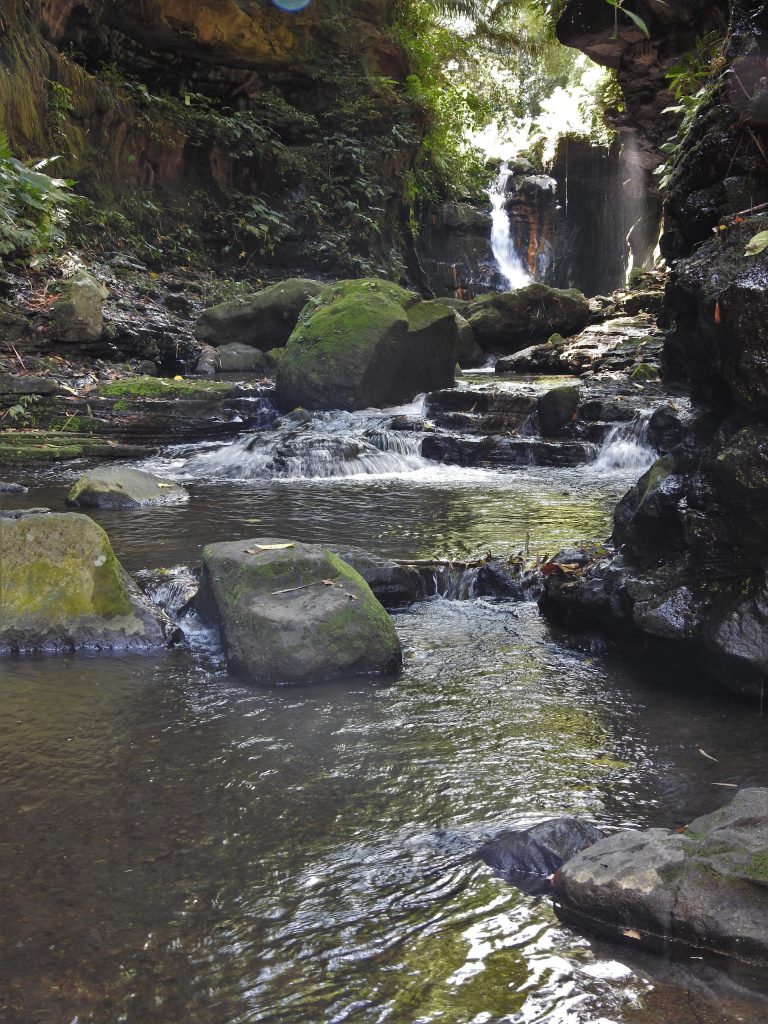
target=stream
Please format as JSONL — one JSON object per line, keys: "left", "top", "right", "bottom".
{"left": 2, "top": 382, "right": 768, "bottom": 1024}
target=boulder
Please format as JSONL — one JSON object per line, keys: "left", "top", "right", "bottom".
{"left": 537, "top": 384, "right": 579, "bottom": 438}
{"left": 455, "top": 312, "right": 486, "bottom": 368}
{"left": 276, "top": 279, "right": 460, "bottom": 412}
{"left": 50, "top": 270, "right": 108, "bottom": 343}
{"left": 464, "top": 284, "right": 589, "bottom": 352}
{"left": 195, "top": 344, "right": 219, "bottom": 374}
{"left": 0, "top": 512, "right": 172, "bottom": 652}
{"left": 329, "top": 546, "right": 425, "bottom": 607}
{"left": 216, "top": 342, "right": 269, "bottom": 373}
{"left": 0, "top": 374, "right": 59, "bottom": 395}
{"left": 66, "top": 467, "right": 189, "bottom": 510}
{"left": 479, "top": 818, "right": 604, "bottom": 894}
{"left": 195, "top": 278, "right": 324, "bottom": 351}
{"left": 198, "top": 538, "right": 402, "bottom": 684}
{"left": 0, "top": 481, "right": 28, "bottom": 493}
{"left": 553, "top": 788, "right": 768, "bottom": 968}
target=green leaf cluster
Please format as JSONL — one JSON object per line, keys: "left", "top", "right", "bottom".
{"left": 0, "top": 126, "right": 72, "bottom": 259}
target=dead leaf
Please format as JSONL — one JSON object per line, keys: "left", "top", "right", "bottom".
{"left": 714, "top": 300, "right": 721, "bottom": 325}
{"left": 156, "top": 483, "right": 175, "bottom": 488}
{"left": 255, "top": 542, "right": 295, "bottom": 551}
{"left": 243, "top": 547, "right": 263, "bottom": 555}
{"left": 622, "top": 928, "right": 641, "bottom": 940}
{"left": 347, "top": 593, "right": 358, "bottom": 600}
{"left": 744, "top": 229, "right": 768, "bottom": 256}
{"left": 698, "top": 748, "right": 718, "bottom": 762}
{"left": 244, "top": 518, "right": 260, "bottom": 523}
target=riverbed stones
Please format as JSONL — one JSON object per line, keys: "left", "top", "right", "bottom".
{"left": 195, "top": 278, "right": 324, "bottom": 351}
{"left": 464, "top": 284, "right": 589, "bottom": 352}
{"left": 276, "top": 279, "right": 460, "bottom": 412}
{"left": 553, "top": 788, "right": 768, "bottom": 968}
{"left": 0, "top": 512, "right": 171, "bottom": 652}
{"left": 199, "top": 538, "right": 402, "bottom": 684}
{"left": 216, "top": 342, "right": 268, "bottom": 373}
{"left": 50, "top": 270, "right": 108, "bottom": 343}
{"left": 67, "top": 467, "right": 189, "bottom": 509}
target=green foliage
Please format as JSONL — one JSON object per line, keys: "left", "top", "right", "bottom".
{"left": 0, "top": 126, "right": 72, "bottom": 259}
{"left": 655, "top": 30, "right": 726, "bottom": 189}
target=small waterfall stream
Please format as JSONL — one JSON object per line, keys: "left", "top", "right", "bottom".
{"left": 592, "top": 412, "right": 656, "bottom": 472}
{"left": 488, "top": 163, "right": 531, "bottom": 289}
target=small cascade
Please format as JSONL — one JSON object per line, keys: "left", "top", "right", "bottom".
{"left": 592, "top": 413, "right": 656, "bottom": 472}
{"left": 488, "top": 163, "right": 531, "bottom": 290}
{"left": 419, "top": 564, "right": 482, "bottom": 600}
{"left": 161, "top": 400, "right": 432, "bottom": 481}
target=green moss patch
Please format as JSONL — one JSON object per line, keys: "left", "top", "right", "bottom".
{"left": 98, "top": 376, "right": 239, "bottom": 400}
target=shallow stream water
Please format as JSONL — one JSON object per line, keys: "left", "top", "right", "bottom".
{"left": 2, "top": 387, "right": 767, "bottom": 1024}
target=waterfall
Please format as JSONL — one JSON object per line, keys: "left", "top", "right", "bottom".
{"left": 489, "top": 163, "right": 531, "bottom": 290}
{"left": 592, "top": 413, "right": 656, "bottom": 472}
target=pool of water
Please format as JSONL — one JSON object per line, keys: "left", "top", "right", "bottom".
{"left": 2, "top": 410, "right": 767, "bottom": 1024}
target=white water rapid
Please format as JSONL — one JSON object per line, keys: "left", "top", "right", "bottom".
{"left": 592, "top": 413, "right": 656, "bottom": 472}
{"left": 489, "top": 163, "right": 531, "bottom": 290}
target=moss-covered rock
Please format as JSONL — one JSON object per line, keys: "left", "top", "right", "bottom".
{"left": 276, "top": 278, "right": 460, "bottom": 411}
{"left": 67, "top": 467, "right": 189, "bottom": 509}
{"left": 0, "top": 512, "right": 171, "bottom": 652}
{"left": 198, "top": 537, "right": 402, "bottom": 684}
{"left": 553, "top": 788, "right": 768, "bottom": 968}
{"left": 98, "top": 376, "right": 239, "bottom": 400}
{"left": 216, "top": 343, "right": 268, "bottom": 374}
{"left": 50, "top": 270, "right": 108, "bottom": 344}
{"left": 0, "top": 430, "right": 146, "bottom": 462}
{"left": 464, "top": 284, "right": 589, "bottom": 353}
{"left": 195, "top": 279, "right": 325, "bottom": 351}
{"left": 630, "top": 362, "right": 660, "bottom": 381}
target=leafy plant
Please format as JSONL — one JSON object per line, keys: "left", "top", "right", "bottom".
{"left": 0, "top": 126, "right": 72, "bottom": 259}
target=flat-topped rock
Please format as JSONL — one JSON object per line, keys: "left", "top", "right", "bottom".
{"left": 67, "top": 467, "right": 189, "bottom": 509}
{"left": 199, "top": 538, "right": 402, "bottom": 685}
{"left": 553, "top": 788, "right": 768, "bottom": 969}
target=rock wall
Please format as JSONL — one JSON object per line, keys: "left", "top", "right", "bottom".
{"left": 0, "top": 0, "right": 421, "bottom": 275}
{"left": 541, "top": 0, "right": 768, "bottom": 696}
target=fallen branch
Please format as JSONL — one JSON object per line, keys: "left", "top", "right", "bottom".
{"left": 271, "top": 577, "right": 339, "bottom": 596}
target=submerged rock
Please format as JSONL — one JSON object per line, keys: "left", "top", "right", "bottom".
{"left": 198, "top": 538, "right": 402, "bottom": 685}
{"left": 67, "top": 467, "right": 189, "bottom": 509}
{"left": 464, "top": 284, "right": 589, "bottom": 352}
{"left": 276, "top": 279, "right": 460, "bottom": 412}
{"left": 479, "top": 818, "right": 604, "bottom": 894}
{"left": 553, "top": 788, "right": 768, "bottom": 969}
{"left": 0, "top": 512, "right": 172, "bottom": 652}
{"left": 195, "top": 279, "right": 324, "bottom": 351}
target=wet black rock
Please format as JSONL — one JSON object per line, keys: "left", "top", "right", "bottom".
{"left": 479, "top": 817, "right": 604, "bottom": 895}
{"left": 474, "top": 560, "right": 543, "bottom": 601}
{"left": 465, "top": 284, "right": 589, "bottom": 353}
{"left": 553, "top": 788, "right": 768, "bottom": 969}
{"left": 422, "top": 434, "right": 594, "bottom": 468}
{"left": 0, "top": 481, "right": 28, "bottom": 493}
{"left": 328, "top": 547, "right": 426, "bottom": 607}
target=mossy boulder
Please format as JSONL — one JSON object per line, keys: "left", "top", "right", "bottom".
{"left": 553, "top": 788, "right": 768, "bottom": 968}
{"left": 464, "top": 284, "right": 589, "bottom": 352}
{"left": 276, "top": 279, "right": 460, "bottom": 412}
{"left": 67, "top": 467, "right": 189, "bottom": 510}
{"left": 195, "top": 278, "right": 325, "bottom": 351}
{"left": 537, "top": 384, "right": 579, "bottom": 438}
{"left": 198, "top": 538, "right": 402, "bottom": 685}
{"left": 0, "top": 512, "right": 171, "bottom": 652}
{"left": 50, "top": 270, "right": 108, "bottom": 344}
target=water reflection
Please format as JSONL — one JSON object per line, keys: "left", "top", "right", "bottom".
{"left": 2, "top": 603, "right": 767, "bottom": 1022}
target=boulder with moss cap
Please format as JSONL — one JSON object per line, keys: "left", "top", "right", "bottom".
{"left": 0, "top": 512, "right": 173, "bottom": 652}
{"left": 198, "top": 538, "right": 402, "bottom": 684}
{"left": 276, "top": 278, "right": 460, "bottom": 411}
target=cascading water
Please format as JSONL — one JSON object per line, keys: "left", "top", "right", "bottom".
{"left": 592, "top": 412, "right": 656, "bottom": 472}
{"left": 488, "top": 163, "right": 531, "bottom": 290}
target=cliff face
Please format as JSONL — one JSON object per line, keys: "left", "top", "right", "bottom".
{"left": 543, "top": 0, "right": 768, "bottom": 695}
{"left": 1, "top": 0, "right": 420, "bottom": 274}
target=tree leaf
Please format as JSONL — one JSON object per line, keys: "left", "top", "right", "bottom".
{"left": 255, "top": 542, "right": 295, "bottom": 550}
{"left": 620, "top": 7, "right": 650, "bottom": 37}
{"left": 744, "top": 230, "right": 768, "bottom": 256}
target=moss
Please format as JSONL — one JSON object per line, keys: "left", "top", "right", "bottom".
{"left": 630, "top": 363, "right": 660, "bottom": 381}
{"left": 0, "top": 514, "right": 132, "bottom": 623}
{"left": 99, "top": 376, "right": 238, "bottom": 400}
{"left": 406, "top": 299, "right": 454, "bottom": 332}
{"left": 743, "top": 851, "right": 768, "bottom": 884}
{"left": 0, "top": 430, "right": 141, "bottom": 461}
